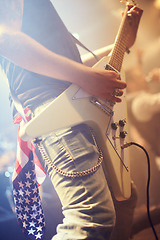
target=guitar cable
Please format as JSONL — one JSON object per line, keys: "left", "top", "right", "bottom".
{"left": 122, "top": 142, "right": 159, "bottom": 240}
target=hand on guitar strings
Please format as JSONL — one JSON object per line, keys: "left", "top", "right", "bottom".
{"left": 123, "top": 4, "right": 143, "bottom": 49}
{"left": 79, "top": 67, "right": 126, "bottom": 103}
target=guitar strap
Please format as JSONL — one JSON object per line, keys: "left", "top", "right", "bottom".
{"left": 70, "top": 33, "right": 100, "bottom": 62}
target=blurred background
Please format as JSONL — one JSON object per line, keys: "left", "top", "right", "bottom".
{"left": 0, "top": 0, "right": 160, "bottom": 239}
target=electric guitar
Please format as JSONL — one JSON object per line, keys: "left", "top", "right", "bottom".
{"left": 19, "top": 0, "right": 142, "bottom": 201}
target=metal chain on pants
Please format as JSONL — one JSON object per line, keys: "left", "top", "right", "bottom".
{"left": 35, "top": 128, "right": 103, "bottom": 178}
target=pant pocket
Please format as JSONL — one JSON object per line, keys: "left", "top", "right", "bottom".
{"left": 55, "top": 123, "right": 101, "bottom": 173}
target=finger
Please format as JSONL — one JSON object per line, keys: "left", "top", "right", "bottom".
{"left": 115, "top": 89, "right": 123, "bottom": 96}
{"left": 111, "top": 88, "right": 123, "bottom": 97}
{"left": 105, "top": 92, "right": 122, "bottom": 103}
{"left": 104, "top": 70, "right": 126, "bottom": 89}
{"left": 127, "top": 4, "right": 143, "bottom": 14}
{"left": 112, "top": 96, "right": 122, "bottom": 103}
{"left": 107, "top": 70, "right": 120, "bottom": 79}
{"left": 127, "top": 4, "right": 134, "bottom": 11}
{"left": 128, "top": 6, "right": 143, "bottom": 19}
{"left": 132, "top": 6, "right": 143, "bottom": 17}
{"left": 112, "top": 80, "right": 127, "bottom": 89}
{"left": 127, "top": 13, "right": 141, "bottom": 27}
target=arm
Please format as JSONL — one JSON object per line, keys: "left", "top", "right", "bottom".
{"left": 0, "top": 2, "right": 142, "bottom": 102}
{"left": 0, "top": 2, "right": 122, "bottom": 101}
{"left": 0, "top": 29, "right": 125, "bottom": 102}
{"left": 82, "top": 44, "right": 114, "bottom": 67}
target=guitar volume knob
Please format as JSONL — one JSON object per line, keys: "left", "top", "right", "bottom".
{"left": 111, "top": 122, "right": 118, "bottom": 130}
{"left": 119, "top": 119, "right": 126, "bottom": 127}
{"left": 120, "top": 131, "right": 127, "bottom": 139}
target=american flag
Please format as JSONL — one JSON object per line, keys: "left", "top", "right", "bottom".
{"left": 12, "top": 108, "right": 46, "bottom": 240}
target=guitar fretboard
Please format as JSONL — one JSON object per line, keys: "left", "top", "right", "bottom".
{"left": 109, "top": 6, "right": 132, "bottom": 72}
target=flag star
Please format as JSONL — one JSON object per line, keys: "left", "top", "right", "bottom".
{"left": 28, "top": 228, "right": 35, "bottom": 235}
{"left": 18, "top": 197, "right": 23, "bottom": 204}
{"left": 25, "top": 189, "right": 31, "bottom": 196}
{"left": 37, "top": 225, "right": 43, "bottom": 232}
{"left": 32, "top": 195, "right": 38, "bottom": 202}
{"left": 13, "top": 189, "right": 17, "bottom": 195}
{"left": 22, "top": 221, "right": 27, "bottom": 229}
{"left": 25, "top": 197, "right": 30, "bottom": 204}
{"left": 30, "top": 212, "right": 37, "bottom": 219}
{"left": 17, "top": 205, "right": 23, "bottom": 211}
{"left": 29, "top": 221, "right": 36, "bottom": 227}
{"left": 35, "top": 232, "right": 43, "bottom": 239}
{"left": 38, "top": 208, "right": 43, "bottom": 215}
{"left": 17, "top": 213, "right": 23, "bottom": 220}
{"left": 18, "top": 188, "right": 24, "bottom": 196}
{"left": 25, "top": 171, "right": 32, "bottom": 179}
{"left": 24, "top": 205, "right": 30, "bottom": 213}
{"left": 37, "top": 199, "right": 42, "bottom": 207}
{"left": 38, "top": 216, "right": 43, "bottom": 224}
{"left": 14, "top": 198, "right": 18, "bottom": 204}
{"left": 33, "top": 178, "right": 37, "bottom": 184}
{"left": 25, "top": 180, "right": 32, "bottom": 188}
{"left": 18, "top": 181, "right": 24, "bottom": 188}
{"left": 23, "top": 213, "right": 28, "bottom": 221}
{"left": 32, "top": 204, "right": 37, "bottom": 211}
{"left": 33, "top": 186, "right": 38, "bottom": 194}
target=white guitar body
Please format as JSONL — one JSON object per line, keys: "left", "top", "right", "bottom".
{"left": 19, "top": 56, "right": 131, "bottom": 201}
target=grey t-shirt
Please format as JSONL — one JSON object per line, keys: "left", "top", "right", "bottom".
{"left": 2, "top": 0, "right": 82, "bottom": 113}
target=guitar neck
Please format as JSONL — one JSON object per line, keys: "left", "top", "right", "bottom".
{"left": 108, "top": 6, "right": 131, "bottom": 72}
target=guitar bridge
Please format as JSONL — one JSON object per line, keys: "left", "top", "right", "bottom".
{"left": 90, "top": 96, "right": 114, "bottom": 117}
